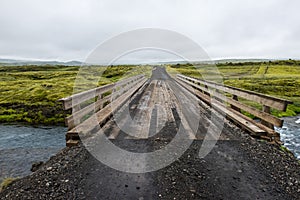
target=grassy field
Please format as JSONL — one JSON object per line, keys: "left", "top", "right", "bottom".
{"left": 1, "top": 61, "right": 299, "bottom": 125}
{"left": 167, "top": 60, "right": 300, "bottom": 118}
{"left": 0, "top": 65, "right": 151, "bottom": 125}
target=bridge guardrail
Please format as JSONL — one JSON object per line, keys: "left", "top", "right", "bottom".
{"left": 175, "top": 74, "right": 293, "bottom": 142}
{"left": 59, "top": 74, "right": 147, "bottom": 146}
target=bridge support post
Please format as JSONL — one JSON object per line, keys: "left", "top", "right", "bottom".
{"left": 261, "top": 105, "right": 274, "bottom": 130}
{"left": 231, "top": 95, "right": 241, "bottom": 112}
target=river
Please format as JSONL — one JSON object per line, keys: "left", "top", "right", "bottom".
{"left": 0, "top": 125, "right": 66, "bottom": 182}
{"left": 275, "top": 115, "right": 300, "bottom": 159}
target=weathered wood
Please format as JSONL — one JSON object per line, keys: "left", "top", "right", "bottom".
{"left": 177, "top": 76, "right": 284, "bottom": 127}
{"left": 66, "top": 132, "right": 80, "bottom": 141}
{"left": 261, "top": 106, "right": 274, "bottom": 129}
{"left": 59, "top": 75, "right": 144, "bottom": 110}
{"left": 230, "top": 108, "right": 280, "bottom": 142}
{"left": 176, "top": 77, "right": 266, "bottom": 135}
{"left": 67, "top": 78, "right": 147, "bottom": 136}
{"left": 59, "top": 74, "right": 147, "bottom": 146}
{"left": 213, "top": 102, "right": 266, "bottom": 135}
{"left": 177, "top": 74, "right": 292, "bottom": 111}
{"left": 66, "top": 139, "right": 79, "bottom": 147}
{"left": 72, "top": 104, "right": 82, "bottom": 126}
{"left": 66, "top": 95, "right": 111, "bottom": 130}
{"left": 231, "top": 95, "right": 241, "bottom": 112}
{"left": 59, "top": 83, "right": 115, "bottom": 110}
{"left": 65, "top": 76, "right": 145, "bottom": 129}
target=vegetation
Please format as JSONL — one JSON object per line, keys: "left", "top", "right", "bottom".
{"left": 0, "top": 65, "right": 151, "bottom": 125}
{"left": 1, "top": 60, "right": 299, "bottom": 125}
{"left": 280, "top": 145, "right": 294, "bottom": 156}
{"left": 0, "top": 177, "right": 18, "bottom": 192}
{"left": 167, "top": 60, "right": 300, "bottom": 118}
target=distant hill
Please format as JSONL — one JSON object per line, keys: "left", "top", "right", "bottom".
{"left": 211, "top": 58, "right": 275, "bottom": 64}
{"left": 0, "top": 58, "right": 83, "bottom": 66}
{"left": 146, "top": 58, "right": 276, "bottom": 65}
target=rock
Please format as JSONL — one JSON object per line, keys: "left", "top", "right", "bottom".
{"left": 31, "top": 161, "right": 44, "bottom": 172}
{"left": 47, "top": 167, "right": 53, "bottom": 171}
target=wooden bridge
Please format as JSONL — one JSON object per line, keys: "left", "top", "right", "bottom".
{"left": 2, "top": 66, "right": 299, "bottom": 200}
{"left": 59, "top": 67, "right": 292, "bottom": 147}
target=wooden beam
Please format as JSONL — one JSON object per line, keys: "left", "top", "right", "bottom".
{"left": 59, "top": 83, "right": 115, "bottom": 110}
{"left": 231, "top": 95, "right": 241, "bottom": 112}
{"left": 177, "top": 74, "right": 292, "bottom": 111}
{"left": 261, "top": 106, "right": 274, "bottom": 129}
{"left": 175, "top": 77, "right": 266, "bottom": 135}
{"left": 59, "top": 75, "right": 144, "bottom": 110}
{"left": 67, "top": 78, "right": 147, "bottom": 137}
{"left": 66, "top": 139, "right": 79, "bottom": 147}
{"left": 177, "top": 76, "right": 283, "bottom": 127}
{"left": 66, "top": 95, "right": 111, "bottom": 130}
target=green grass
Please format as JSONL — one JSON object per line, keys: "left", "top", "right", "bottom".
{"left": 167, "top": 61, "right": 300, "bottom": 118}
{"left": 0, "top": 65, "right": 151, "bottom": 125}
{"left": 0, "top": 177, "right": 18, "bottom": 192}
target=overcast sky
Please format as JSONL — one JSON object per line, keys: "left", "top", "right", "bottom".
{"left": 0, "top": 0, "right": 299, "bottom": 62}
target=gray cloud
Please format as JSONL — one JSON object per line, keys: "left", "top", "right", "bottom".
{"left": 0, "top": 0, "right": 299, "bottom": 62}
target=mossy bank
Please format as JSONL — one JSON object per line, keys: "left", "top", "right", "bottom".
{"left": 0, "top": 65, "right": 151, "bottom": 125}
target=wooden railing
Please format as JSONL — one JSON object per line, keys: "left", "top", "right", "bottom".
{"left": 176, "top": 74, "right": 293, "bottom": 142}
{"left": 59, "top": 74, "right": 147, "bottom": 146}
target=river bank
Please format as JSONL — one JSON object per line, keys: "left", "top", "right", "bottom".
{"left": 0, "top": 125, "right": 66, "bottom": 183}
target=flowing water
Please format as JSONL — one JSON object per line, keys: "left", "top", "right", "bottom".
{"left": 275, "top": 115, "right": 300, "bottom": 159}
{"left": 0, "top": 125, "right": 66, "bottom": 182}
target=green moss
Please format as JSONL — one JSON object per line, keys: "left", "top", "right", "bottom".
{"left": 0, "top": 65, "right": 151, "bottom": 125}
{"left": 280, "top": 145, "right": 294, "bottom": 156}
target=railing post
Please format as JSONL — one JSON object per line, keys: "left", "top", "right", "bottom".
{"left": 262, "top": 105, "right": 274, "bottom": 129}
{"left": 204, "top": 84, "right": 210, "bottom": 96}
{"left": 99, "top": 94, "right": 104, "bottom": 110}
{"left": 231, "top": 95, "right": 241, "bottom": 112}
{"left": 72, "top": 104, "right": 81, "bottom": 127}
{"left": 214, "top": 89, "right": 223, "bottom": 103}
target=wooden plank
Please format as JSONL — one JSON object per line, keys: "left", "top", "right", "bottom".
{"left": 59, "top": 75, "right": 144, "bottom": 110}
{"left": 111, "top": 77, "right": 139, "bottom": 100}
{"left": 175, "top": 77, "right": 266, "bottom": 135}
{"left": 68, "top": 78, "right": 147, "bottom": 136}
{"left": 176, "top": 78, "right": 211, "bottom": 104}
{"left": 66, "top": 139, "right": 79, "bottom": 147}
{"left": 177, "top": 76, "right": 283, "bottom": 127}
{"left": 66, "top": 132, "right": 80, "bottom": 141}
{"left": 213, "top": 103, "right": 266, "bottom": 135}
{"left": 229, "top": 108, "right": 280, "bottom": 142}
{"left": 66, "top": 95, "right": 111, "bottom": 129}
{"left": 59, "top": 83, "right": 115, "bottom": 110}
{"left": 177, "top": 74, "right": 292, "bottom": 111}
